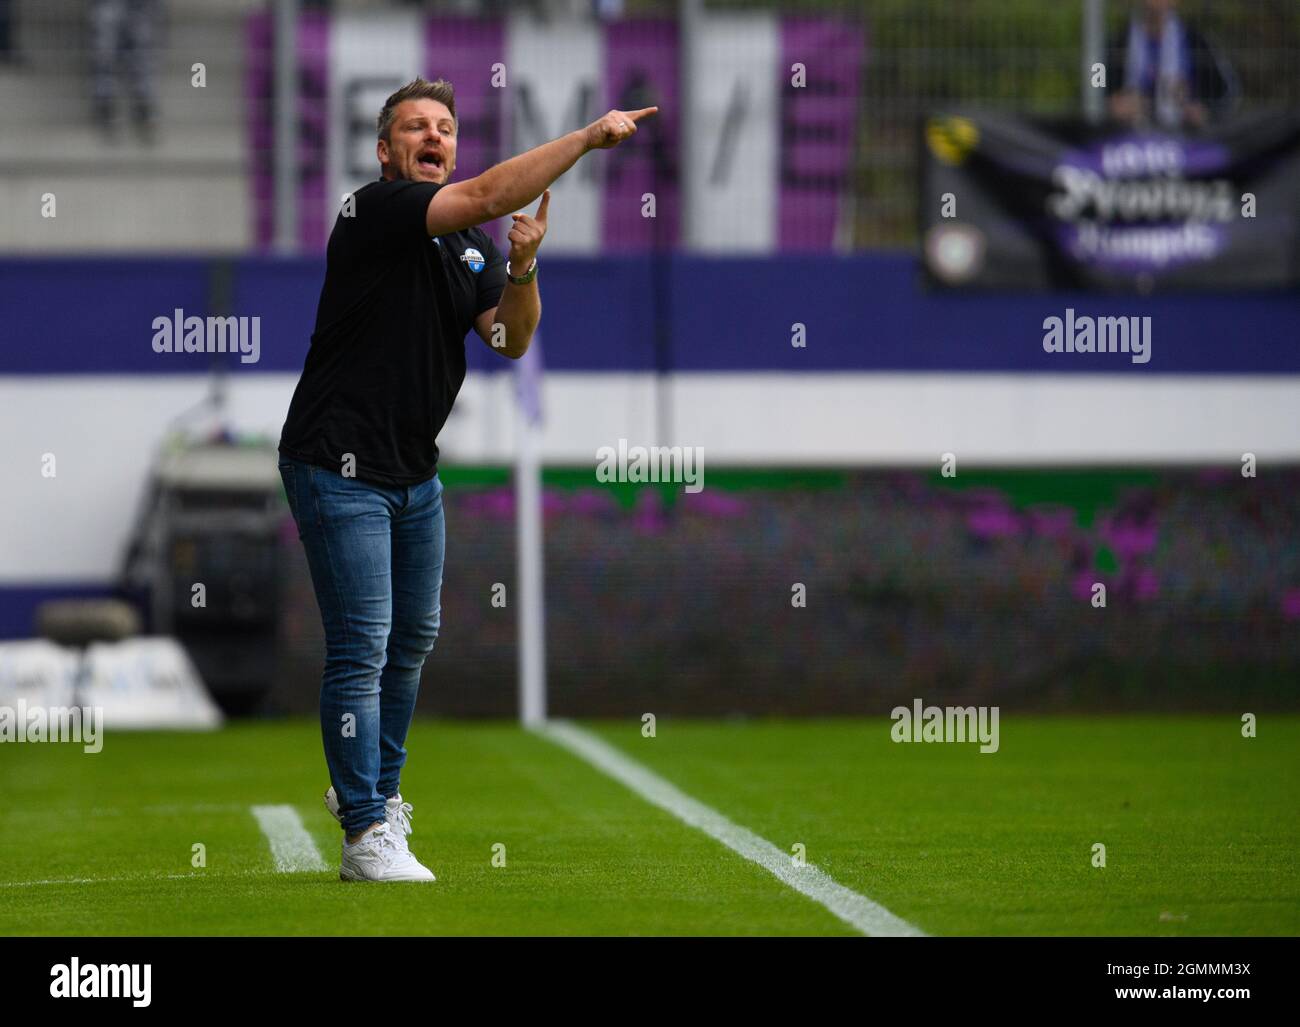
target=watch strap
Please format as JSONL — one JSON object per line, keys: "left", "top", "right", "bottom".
{"left": 506, "top": 258, "right": 538, "bottom": 285}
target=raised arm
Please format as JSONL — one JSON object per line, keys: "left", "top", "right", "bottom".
{"left": 425, "top": 107, "right": 657, "bottom": 237}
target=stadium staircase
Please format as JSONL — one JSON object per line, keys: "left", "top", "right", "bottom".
{"left": 0, "top": 0, "right": 255, "bottom": 251}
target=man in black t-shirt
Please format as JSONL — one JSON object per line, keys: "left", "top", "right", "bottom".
{"left": 278, "top": 77, "right": 656, "bottom": 882}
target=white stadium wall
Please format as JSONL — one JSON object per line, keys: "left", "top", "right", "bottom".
{"left": 2, "top": 371, "right": 1298, "bottom": 586}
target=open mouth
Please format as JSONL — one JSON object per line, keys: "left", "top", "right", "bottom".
{"left": 417, "top": 150, "right": 444, "bottom": 172}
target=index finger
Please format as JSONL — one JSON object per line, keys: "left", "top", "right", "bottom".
{"left": 535, "top": 188, "right": 550, "bottom": 220}
{"left": 626, "top": 106, "right": 659, "bottom": 123}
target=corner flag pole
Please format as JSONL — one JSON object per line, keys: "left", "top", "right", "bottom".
{"left": 515, "top": 333, "right": 546, "bottom": 725}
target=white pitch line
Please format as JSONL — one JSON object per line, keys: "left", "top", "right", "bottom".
{"left": 530, "top": 719, "right": 926, "bottom": 937}
{"left": 250, "top": 804, "right": 328, "bottom": 873}
{"left": 0, "top": 870, "right": 270, "bottom": 889}
{"left": 0, "top": 877, "right": 110, "bottom": 888}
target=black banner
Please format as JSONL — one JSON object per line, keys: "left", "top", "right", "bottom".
{"left": 0, "top": 936, "right": 1293, "bottom": 1014}
{"left": 921, "top": 110, "right": 1300, "bottom": 291}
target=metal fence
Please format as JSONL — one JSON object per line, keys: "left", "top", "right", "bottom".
{"left": 730, "top": 0, "right": 1300, "bottom": 246}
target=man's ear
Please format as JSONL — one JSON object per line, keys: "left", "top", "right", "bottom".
{"left": 376, "top": 137, "right": 390, "bottom": 169}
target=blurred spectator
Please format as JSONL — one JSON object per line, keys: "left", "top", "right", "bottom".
{"left": 0, "top": 0, "right": 15, "bottom": 65}
{"left": 91, "top": 0, "right": 163, "bottom": 143}
{"left": 1108, "top": 0, "right": 1239, "bottom": 130}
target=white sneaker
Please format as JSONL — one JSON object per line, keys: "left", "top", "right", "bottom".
{"left": 324, "top": 787, "right": 416, "bottom": 852}
{"left": 339, "top": 822, "right": 436, "bottom": 883}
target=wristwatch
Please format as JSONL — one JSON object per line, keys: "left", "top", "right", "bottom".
{"left": 506, "top": 258, "right": 538, "bottom": 286}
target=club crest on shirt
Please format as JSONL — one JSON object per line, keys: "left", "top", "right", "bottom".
{"left": 459, "top": 247, "right": 485, "bottom": 273}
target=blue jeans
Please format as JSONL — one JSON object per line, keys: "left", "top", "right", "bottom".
{"left": 278, "top": 457, "right": 445, "bottom": 835}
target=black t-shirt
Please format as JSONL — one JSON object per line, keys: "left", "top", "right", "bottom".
{"left": 278, "top": 177, "right": 506, "bottom": 486}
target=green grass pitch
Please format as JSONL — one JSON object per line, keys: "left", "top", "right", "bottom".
{"left": 1, "top": 716, "right": 1296, "bottom": 936}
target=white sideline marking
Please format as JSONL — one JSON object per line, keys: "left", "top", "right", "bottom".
{"left": 0, "top": 870, "right": 271, "bottom": 888}
{"left": 531, "top": 720, "right": 926, "bottom": 937}
{"left": 250, "top": 804, "right": 327, "bottom": 873}
{"left": 0, "top": 877, "right": 109, "bottom": 888}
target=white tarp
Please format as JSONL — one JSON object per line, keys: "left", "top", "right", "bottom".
{"left": 0, "top": 636, "right": 223, "bottom": 732}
